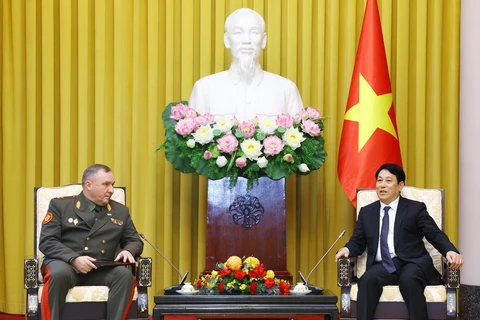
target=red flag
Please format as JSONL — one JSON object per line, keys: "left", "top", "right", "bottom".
{"left": 338, "top": 0, "right": 402, "bottom": 207}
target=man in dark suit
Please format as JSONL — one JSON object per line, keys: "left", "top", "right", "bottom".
{"left": 39, "top": 164, "right": 144, "bottom": 320}
{"left": 335, "top": 163, "right": 463, "bottom": 320}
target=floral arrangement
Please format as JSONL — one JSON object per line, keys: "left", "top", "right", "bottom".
{"left": 158, "top": 101, "right": 327, "bottom": 188}
{"left": 195, "top": 255, "right": 291, "bottom": 295}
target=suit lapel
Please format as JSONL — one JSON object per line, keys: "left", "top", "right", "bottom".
{"left": 73, "top": 192, "right": 96, "bottom": 228}
{"left": 370, "top": 201, "right": 381, "bottom": 251}
{"left": 394, "top": 195, "right": 408, "bottom": 247}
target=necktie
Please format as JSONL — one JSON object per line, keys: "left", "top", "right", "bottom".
{"left": 380, "top": 206, "right": 396, "bottom": 273}
{"left": 93, "top": 206, "right": 103, "bottom": 218}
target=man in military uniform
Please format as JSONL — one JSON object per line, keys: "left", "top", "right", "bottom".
{"left": 39, "top": 164, "right": 144, "bottom": 320}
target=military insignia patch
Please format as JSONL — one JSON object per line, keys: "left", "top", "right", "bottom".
{"left": 74, "top": 218, "right": 78, "bottom": 225}
{"left": 68, "top": 218, "right": 73, "bottom": 223}
{"left": 76, "top": 201, "right": 81, "bottom": 209}
{"left": 107, "top": 204, "right": 112, "bottom": 212}
{"left": 110, "top": 218, "right": 124, "bottom": 226}
{"left": 43, "top": 212, "right": 53, "bottom": 224}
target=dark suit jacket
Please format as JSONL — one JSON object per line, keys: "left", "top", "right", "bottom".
{"left": 39, "top": 191, "right": 143, "bottom": 268}
{"left": 345, "top": 196, "right": 459, "bottom": 284}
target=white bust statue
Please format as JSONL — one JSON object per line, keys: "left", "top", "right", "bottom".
{"left": 189, "top": 8, "right": 304, "bottom": 122}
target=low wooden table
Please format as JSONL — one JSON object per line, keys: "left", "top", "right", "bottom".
{"left": 153, "top": 290, "right": 338, "bottom": 320}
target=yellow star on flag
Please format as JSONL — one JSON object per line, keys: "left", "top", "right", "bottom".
{"left": 344, "top": 73, "right": 397, "bottom": 151}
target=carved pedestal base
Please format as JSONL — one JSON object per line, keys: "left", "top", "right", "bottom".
{"left": 205, "top": 177, "right": 291, "bottom": 281}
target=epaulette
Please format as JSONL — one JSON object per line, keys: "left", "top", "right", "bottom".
{"left": 109, "top": 199, "right": 126, "bottom": 207}
{"left": 55, "top": 196, "right": 76, "bottom": 200}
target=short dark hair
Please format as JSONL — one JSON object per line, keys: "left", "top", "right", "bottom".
{"left": 375, "top": 163, "right": 406, "bottom": 183}
{"left": 82, "top": 164, "right": 111, "bottom": 186}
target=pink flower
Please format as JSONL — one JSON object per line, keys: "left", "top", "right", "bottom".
{"left": 169, "top": 103, "right": 189, "bottom": 120}
{"left": 276, "top": 114, "right": 294, "bottom": 128}
{"left": 238, "top": 121, "right": 256, "bottom": 138}
{"left": 301, "top": 119, "right": 321, "bottom": 136}
{"left": 216, "top": 133, "right": 239, "bottom": 154}
{"left": 263, "top": 136, "right": 284, "bottom": 156}
{"left": 236, "top": 158, "right": 247, "bottom": 168}
{"left": 298, "top": 109, "right": 309, "bottom": 120}
{"left": 195, "top": 114, "right": 215, "bottom": 126}
{"left": 174, "top": 118, "right": 196, "bottom": 136}
{"left": 283, "top": 154, "right": 293, "bottom": 162}
{"left": 293, "top": 113, "right": 303, "bottom": 124}
{"left": 306, "top": 107, "right": 321, "bottom": 119}
{"left": 184, "top": 108, "right": 197, "bottom": 118}
{"left": 232, "top": 116, "right": 239, "bottom": 127}
{"left": 204, "top": 151, "right": 212, "bottom": 160}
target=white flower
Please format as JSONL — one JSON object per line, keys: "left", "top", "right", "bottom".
{"left": 258, "top": 119, "right": 278, "bottom": 135}
{"left": 213, "top": 119, "right": 234, "bottom": 133}
{"left": 240, "top": 138, "right": 263, "bottom": 160}
{"left": 216, "top": 156, "right": 228, "bottom": 168}
{"left": 192, "top": 125, "right": 214, "bottom": 145}
{"left": 257, "top": 157, "right": 268, "bottom": 168}
{"left": 298, "top": 163, "right": 310, "bottom": 173}
{"left": 186, "top": 139, "right": 195, "bottom": 148}
{"left": 282, "top": 127, "right": 306, "bottom": 150}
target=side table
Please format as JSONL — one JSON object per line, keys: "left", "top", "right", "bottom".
{"left": 153, "top": 289, "right": 338, "bottom": 320}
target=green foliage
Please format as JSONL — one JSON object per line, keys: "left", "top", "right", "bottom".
{"left": 157, "top": 102, "right": 327, "bottom": 188}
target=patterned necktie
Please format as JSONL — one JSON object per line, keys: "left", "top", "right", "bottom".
{"left": 381, "top": 206, "right": 396, "bottom": 273}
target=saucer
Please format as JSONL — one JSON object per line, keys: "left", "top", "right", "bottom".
{"left": 290, "top": 289, "right": 312, "bottom": 295}
{"left": 176, "top": 289, "right": 199, "bottom": 295}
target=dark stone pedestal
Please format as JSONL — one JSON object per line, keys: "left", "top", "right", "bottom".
{"left": 206, "top": 177, "right": 290, "bottom": 280}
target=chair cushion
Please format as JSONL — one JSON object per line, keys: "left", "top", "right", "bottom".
{"left": 38, "top": 286, "right": 138, "bottom": 302}
{"left": 350, "top": 284, "right": 446, "bottom": 302}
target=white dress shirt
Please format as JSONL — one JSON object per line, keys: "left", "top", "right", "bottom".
{"left": 375, "top": 197, "right": 400, "bottom": 261}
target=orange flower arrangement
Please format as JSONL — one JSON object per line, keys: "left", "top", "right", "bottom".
{"left": 195, "top": 255, "right": 291, "bottom": 295}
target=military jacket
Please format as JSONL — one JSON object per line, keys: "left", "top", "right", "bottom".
{"left": 39, "top": 191, "right": 143, "bottom": 267}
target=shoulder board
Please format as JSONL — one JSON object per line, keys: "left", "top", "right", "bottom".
{"left": 55, "top": 196, "right": 76, "bottom": 200}
{"left": 109, "top": 199, "right": 126, "bottom": 207}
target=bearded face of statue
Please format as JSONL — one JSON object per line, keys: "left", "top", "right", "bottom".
{"left": 224, "top": 9, "right": 267, "bottom": 83}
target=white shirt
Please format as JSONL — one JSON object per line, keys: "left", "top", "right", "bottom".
{"left": 375, "top": 197, "right": 400, "bottom": 261}
{"left": 189, "top": 65, "right": 304, "bottom": 122}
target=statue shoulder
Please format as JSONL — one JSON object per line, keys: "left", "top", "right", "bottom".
{"left": 263, "top": 71, "right": 296, "bottom": 85}
{"left": 194, "top": 71, "right": 230, "bottom": 87}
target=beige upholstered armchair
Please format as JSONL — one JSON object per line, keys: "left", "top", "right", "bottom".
{"left": 24, "top": 185, "right": 152, "bottom": 320}
{"left": 337, "top": 187, "right": 460, "bottom": 320}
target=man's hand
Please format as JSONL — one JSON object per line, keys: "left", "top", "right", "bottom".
{"left": 114, "top": 250, "right": 136, "bottom": 263}
{"left": 446, "top": 251, "right": 464, "bottom": 269}
{"left": 71, "top": 256, "right": 97, "bottom": 274}
{"left": 335, "top": 247, "right": 350, "bottom": 261}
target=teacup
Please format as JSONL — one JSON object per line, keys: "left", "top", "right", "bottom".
{"left": 181, "top": 282, "right": 195, "bottom": 292}
{"left": 294, "top": 282, "right": 308, "bottom": 292}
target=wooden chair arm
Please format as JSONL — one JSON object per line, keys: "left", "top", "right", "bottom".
{"left": 337, "top": 257, "right": 356, "bottom": 287}
{"left": 442, "top": 256, "right": 460, "bottom": 288}
{"left": 24, "top": 258, "right": 39, "bottom": 289}
{"left": 137, "top": 257, "right": 152, "bottom": 287}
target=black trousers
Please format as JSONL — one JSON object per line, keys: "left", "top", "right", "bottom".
{"left": 357, "top": 258, "right": 428, "bottom": 320}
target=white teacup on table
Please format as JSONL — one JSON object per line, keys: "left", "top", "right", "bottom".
{"left": 291, "top": 282, "right": 311, "bottom": 295}
{"left": 294, "top": 282, "right": 308, "bottom": 292}
{"left": 181, "top": 282, "right": 195, "bottom": 292}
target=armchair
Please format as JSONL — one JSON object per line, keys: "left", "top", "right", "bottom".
{"left": 337, "top": 187, "right": 460, "bottom": 320}
{"left": 24, "top": 184, "right": 152, "bottom": 320}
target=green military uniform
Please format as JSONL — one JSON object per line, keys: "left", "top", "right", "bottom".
{"left": 39, "top": 191, "right": 144, "bottom": 320}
